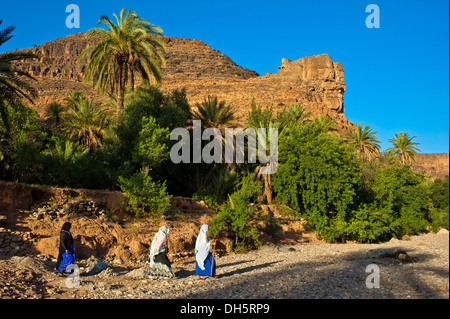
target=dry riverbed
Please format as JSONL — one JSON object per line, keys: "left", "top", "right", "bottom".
{"left": 1, "top": 231, "right": 448, "bottom": 299}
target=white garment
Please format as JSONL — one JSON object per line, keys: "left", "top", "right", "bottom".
{"left": 195, "top": 224, "right": 210, "bottom": 271}
{"left": 149, "top": 226, "right": 169, "bottom": 266}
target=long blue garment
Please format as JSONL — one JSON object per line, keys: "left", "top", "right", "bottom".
{"left": 195, "top": 252, "right": 216, "bottom": 277}
{"left": 58, "top": 243, "right": 75, "bottom": 272}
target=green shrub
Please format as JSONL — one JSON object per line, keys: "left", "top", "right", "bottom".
{"left": 429, "top": 175, "right": 449, "bottom": 230}
{"left": 0, "top": 101, "right": 47, "bottom": 183}
{"left": 192, "top": 191, "right": 219, "bottom": 210}
{"left": 133, "top": 116, "right": 170, "bottom": 170}
{"left": 348, "top": 165, "right": 435, "bottom": 241}
{"left": 192, "top": 166, "right": 240, "bottom": 207}
{"left": 272, "top": 122, "right": 361, "bottom": 241}
{"left": 118, "top": 171, "right": 172, "bottom": 218}
{"left": 40, "top": 135, "right": 89, "bottom": 187}
{"left": 210, "top": 175, "right": 263, "bottom": 251}
{"left": 344, "top": 204, "right": 399, "bottom": 242}
{"left": 262, "top": 211, "right": 281, "bottom": 238}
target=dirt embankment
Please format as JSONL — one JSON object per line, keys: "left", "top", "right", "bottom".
{"left": 0, "top": 181, "right": 315, "bottom": 265}
{"left": 1, "top": 182, "right": 448, "bottom": 300}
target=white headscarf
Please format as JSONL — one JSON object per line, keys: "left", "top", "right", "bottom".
{"left": 195, "top": 224, "right": 211, "bottom": 271}
{"left": 149, "top": 226, "right": 169, "bottom": 266}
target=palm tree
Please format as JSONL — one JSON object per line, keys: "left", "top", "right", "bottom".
{"left": 78, "top": 8, "right": 166, "bottom": 117}
{"left": 387, "top": 132, "right": 420, "bottom": 165}
{"left": 43, "top": 136, "right": 89, "bottom": 164}
{"left": 192, "top": 95, "right": 236, "bottom": 130}
{"left": 64, "top": 90, "right": 85, "bottom": 109}
{"left": 346, "top": 123, "right": 381, "bottom": 161}
{"left": 376, "top": 149, "right": 398, "bottom": 168}
{"left": 314, "top": 115, "right": 338, "bottom": 134}
{"left": 61, "top": 98, "right": 112, "bottom": 154}
{"left": 253, "top": 120, "right": 281, "bottom": 204}
{"left": 192, "top": 95, "right": 237, "bottom": 169}
{"left": 246, "top": 103, "right": 309, "bottom": 204}
{"left": 44, "top": 102, "right": 65, "bottom": 131}
{"left": 276, "top": 104, "right": 310, "bottom": 131}
{"left": 0, "top": 21, "right": 37, "bottom": 133}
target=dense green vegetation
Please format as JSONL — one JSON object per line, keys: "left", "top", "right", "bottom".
{"left": 0, "top": 13, "right": 448, "bottom": 252}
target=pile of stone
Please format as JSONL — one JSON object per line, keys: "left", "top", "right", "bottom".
{"left": 0, "top": 227, "right": 35, "bottom": 256}
{"left": 29, "top": 199, "right": 108, "bottom": 221}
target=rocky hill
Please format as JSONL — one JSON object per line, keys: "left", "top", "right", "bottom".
{"left": 8, "top": 33, "right": 449, "bottom": 178}
{"left": 11, "top": 33, "right": 353, "bottom": 131}
{"left": 411, "top": 153, "right": 449, "bottom": 179}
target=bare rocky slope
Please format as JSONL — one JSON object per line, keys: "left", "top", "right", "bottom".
{"left": 12, "top": 33, "right": 352, "bottom": 131}
{"left": 9, "top": 33, "right": 448, "bottom": 177}
{"left": 411, "top": 153, "right": 449, "bottom": 179}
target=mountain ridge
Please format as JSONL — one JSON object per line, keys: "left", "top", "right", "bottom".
{"left": 10, "top": 32, "right": 353, "bottom": 131}
{"left": 7, "top": 32, "right": 448, "bottom": 178}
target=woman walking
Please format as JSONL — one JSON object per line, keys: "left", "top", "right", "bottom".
{"left": 54, "top": 222, "right": 75, "bottom": 275}
{"left": 148, "top": 225, "right": 174, "bottom": 278}
{"left": 195, "top": 224, "right": 217, "bottom": 280}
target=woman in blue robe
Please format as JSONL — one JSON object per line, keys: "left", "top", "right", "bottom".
{"left": 195, "top": 224, "right": 217, "bottom": 280}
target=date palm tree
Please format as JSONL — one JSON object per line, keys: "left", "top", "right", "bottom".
{"left": 64, "top": 90, "right": 85, "bottom": 109}
{"left": 192, "top": 95, "right": 237, "bottom": 171}
{"left": 314, "top": 114, "right": 338, "bottom": 134}
{"left": 44, "top": 102, "right": 65, "bottom": 132}
{"left": 0, "top": 21, "right": 37, "bottom": 133}
{"left": 346, "top": 123, "right": 381, "bottom": 161}
{"left": 61, "top": 98, "right": 112, "bottom": 154}
{"left": 387, "top": 132, "right": 420, "bottom": 165}
{"left": 192, "top": 95, "right": 236, "bottom": 131}
{"left": 246, "top": 103, "right": 309, "bottom": 204}
{"left": 78, "top": 8, "right": 166, "bottom": 117}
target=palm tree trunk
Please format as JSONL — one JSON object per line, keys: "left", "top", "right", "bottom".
{"left": 264, "top": 174, "right": 273, "bottom": 204}
{"left": 117, "top": 62, "right": 128, "bottom": 117}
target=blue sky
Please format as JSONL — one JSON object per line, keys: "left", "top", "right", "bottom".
{"left": 1, "top": 0, "right": 448, "bottom": 153}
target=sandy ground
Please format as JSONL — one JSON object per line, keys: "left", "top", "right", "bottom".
{"left": 1, "top": 231, "right": 448, "bottom": 299}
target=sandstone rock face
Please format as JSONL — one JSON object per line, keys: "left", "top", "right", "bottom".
{"left": 411, "top": 153, "right": 449, "bottom": 179}
{"left": 8, "top": 34, "right": 449, "bottom": 175}
{"left": 11, "top": 33, "right": 352, "bottom": 131}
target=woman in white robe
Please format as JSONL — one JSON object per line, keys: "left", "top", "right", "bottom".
{"left": 195, "top": 224, "right": 217, "bottom": 280}
{"left": 149, "top": 225, "right": 171, "bottom": 269}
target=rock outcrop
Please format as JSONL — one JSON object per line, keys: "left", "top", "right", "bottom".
{"left": 11, "top": 33, "right": 353, "bottom": 131}
{"left": 411, "top": 153, "right": 449, "bottom": 179}
{"left": 7, "top": 34, "right": 450, "bottom": 175}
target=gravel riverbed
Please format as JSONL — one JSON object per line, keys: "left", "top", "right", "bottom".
{"left": 1, "top": 231, "right": 448, "bottom": 299}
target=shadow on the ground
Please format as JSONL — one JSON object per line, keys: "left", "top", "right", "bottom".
{"left": 179, "top": 248, "right": 449, "bottom": 299}
{"left": 218, "top": 261, "right": 281, "bottom": 279}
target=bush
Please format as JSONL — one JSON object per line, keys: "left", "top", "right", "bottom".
{"left": 192, "top": 166, "right": 240, "bottom": 208}
{"left": 0, "top": 101, "right": 47, "bottom": 183}
{"left": 133, "top": 116, "right": 170, "bottom": 171}
{"left": 210, "top": 174, "right": 263, "bottom": 251}
{"left": 116, "top": 86, "right": 190, "bottom": 163}
{"left": 346, "top": 165, "right": 435, "bottom": 242}
{"left": 118, "top": 171, "right": 172, "bottom": 218}
{"left": 344, "top": 204, "right": 398, "bottom": 243}
{"left": 40, "top": 135, "right": 89, "bottom": 187}
{"left": 429, "top": 175, "right": 449, "bottom": 230}
{"left": 272, "top": 122, "right": 361, "bottom": 241}
{"left": 370, "top": 165, "right": 432, "bottom": 233}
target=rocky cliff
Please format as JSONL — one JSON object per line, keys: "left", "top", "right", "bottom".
{"left": 11, "top": 33, "right": 353, "bottom": 131}
{"left": 8, "top": 33, "right": 449, "bottom": 177}
{"left": 411, "top": 153, "right": 449, "bottom": 179}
